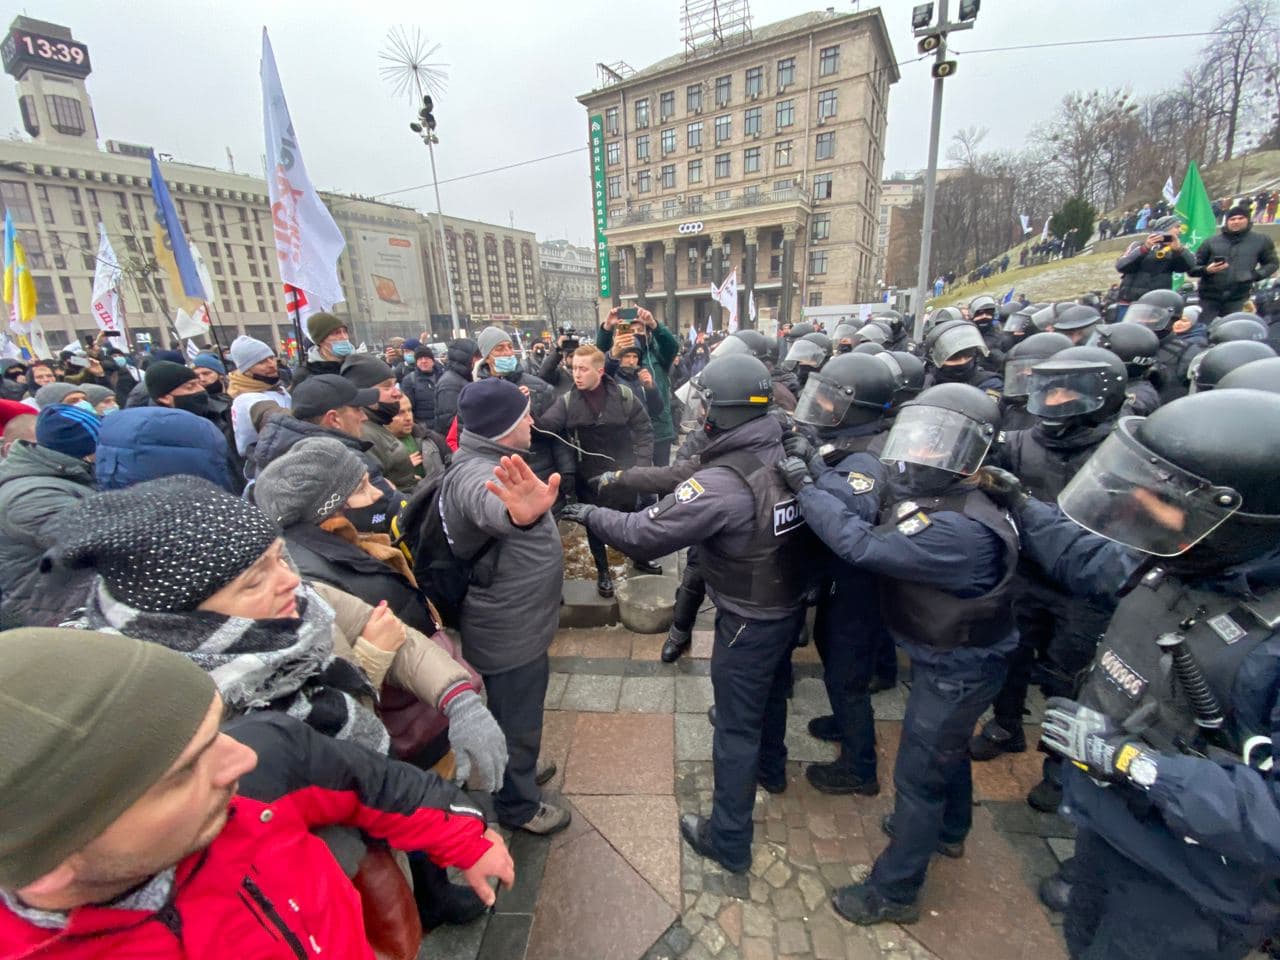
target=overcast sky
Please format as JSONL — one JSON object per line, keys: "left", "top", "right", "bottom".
{"left": 0, "top": 1, "right": 1226, "bottom": 245}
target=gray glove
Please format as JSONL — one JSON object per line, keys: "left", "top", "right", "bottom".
{"left": 560, "top": 502, "right": 597, "bottom": 526}
{"left": 443, "top": 689, "right": 509, "bottom": 792}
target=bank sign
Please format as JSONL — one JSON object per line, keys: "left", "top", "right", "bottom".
{"left": 589, "top": 114, "right": 612, "bottom": 299}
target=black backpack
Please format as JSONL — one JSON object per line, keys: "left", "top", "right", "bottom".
{"left": 390, "top": 468, "right": 496, "bottom": 628}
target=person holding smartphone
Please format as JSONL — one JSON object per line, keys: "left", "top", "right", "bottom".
{"left": 1113, "top": 215, "right": 1196, "bottom": 319}
{"left": 1190, "top": 204, "right": 1280, "bottom": 323}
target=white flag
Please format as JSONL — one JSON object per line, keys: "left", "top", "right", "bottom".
{"left": 1162, "top": 176, "right": 1179, "bottom": 207}
{"left": 1019, "top": 213, "right": 1032, "bottom": 235}
{"left": 90, "top": 223, "right": 125, "bottom": 342}
{"left": 1040, "top": 218, "right": 1050, "bottom": 242}
{"left": 185, "top": 339, "right": 201, "bottom": 361}
{"left": 188, "top": 241, "right": 215, "bottom": 304}
{"left": 174, "top": 306, "right": 211, "bottom": 339}
{"left": 749, "top": 288, "right": 757, "bottom": 323}
{"left": 261, "top": 29, "right": 345, "bottom": 311}
{"left": 705, "top": 313, "right": 713, "bottom": 334}
{"left": 715, "top": 269, "right": 739, "bottom": 331}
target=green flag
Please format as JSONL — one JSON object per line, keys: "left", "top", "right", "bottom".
{"left": 1172, "top": 161, "right": 1215, "bottom": 289}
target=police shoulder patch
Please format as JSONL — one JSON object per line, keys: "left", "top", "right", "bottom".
{"left": 846, "top": 471, "right": 875, "bottom": 494}
{"left": 675, "top": 478, "right": 705, "bottom": 504}
{"left": 896, "top": 512, "right": 932, "bottom": 536}
{"left": 985, "top": 388, "right": 1002, "bottom": 401}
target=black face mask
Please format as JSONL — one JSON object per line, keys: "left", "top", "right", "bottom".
{"left": 368, "top": 400, "right": 400, "bottom": 425}
{"left": 795, "top": 366, "right": 815, "bottom": 389}
{"left": 897, "top": 462, "right": 962, "bottom": 497}
{"left": 935, "top": 358, "right": 976, "bottom": 382}
{"left": 204, "top": 381, "right": 224, "bottom": 396}
{"left": 173, "top": 391, "right": 210, "bottom": 417}
{"left": 253, "top": 372, "right": 281, "bottom": 386}
{"left": 836, "top": 343, "right": 853, "bottom": 354}
{"left": 343, "top": 493, "right": 392, "bottom": 534}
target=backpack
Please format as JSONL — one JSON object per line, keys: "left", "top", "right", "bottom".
{"left": 390, "top": 468, "right": 496, "bottom": 628}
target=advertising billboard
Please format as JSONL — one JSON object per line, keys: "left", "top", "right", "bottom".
{"left": 354, "top": 229, "right": 429, "bottom": 326}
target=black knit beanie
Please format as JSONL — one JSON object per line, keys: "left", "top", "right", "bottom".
{"left": 45, "top": 476, "right": 281, "bottom": 612}
{"left": 144, "top": 360, "right": 197, "bottom": 401}
{"left": 1228, "top": 204, "right": 1251, "bottom": 220}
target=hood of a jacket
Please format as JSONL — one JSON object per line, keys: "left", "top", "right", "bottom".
{"left": 0, "top": 439, "right": 95, "bottom": 488}
{"left": 700, "top": 411, "right": 783, "bottom": 461}
{"left": 94, "top": 407, "right": 230, "bottom": 492}
{"left": 253, "top": 414, "right": 372, "bottom": 470}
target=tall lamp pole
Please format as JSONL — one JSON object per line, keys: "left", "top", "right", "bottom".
{"left": 413, "top": 103, "right": 461, "bottom": 334}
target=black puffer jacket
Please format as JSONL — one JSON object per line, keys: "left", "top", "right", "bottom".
{"left": 431, "top": 339, "right": 478, "bottom": 434}
{"left": 537, "top": 375, "right": 655, "bottom": 493}
{"left": 1114, "top": 241, "right": 1196, "bottom": 302}
{"left": 251, "top": 413, "right": 386, "bottom": 486}
{"left": 1190, "top": 223, "right": 1279, "bottom": 305}
{"left": 401, "top": 366, "right": 440, "bottom": 426}
{"left": 473, "top": 364, "right": 561, "bottom": 481}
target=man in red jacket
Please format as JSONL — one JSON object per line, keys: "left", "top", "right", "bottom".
{"left": 0, "top": 627, "right": 514, "bottom": 958}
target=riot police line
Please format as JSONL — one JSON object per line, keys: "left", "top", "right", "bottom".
{"left": 562, "top": 291, "right": 1280, "bottom": 959}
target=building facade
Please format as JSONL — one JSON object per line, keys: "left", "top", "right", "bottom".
{"left": 873, "top": 172, "right": 922, "bottom": 287}
{"left": 538, "top": 238, "right": 600, "bottom": 333}
{"left": 0, "top": 16, "right": 542, "bottom": 354}
{"left": 577, "top": 8, "right": 896, "bottom": 333}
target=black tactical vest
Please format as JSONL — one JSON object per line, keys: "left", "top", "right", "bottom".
{"left": 697, "top": 449, "right": 818, "bottom": 610}
{"left": 1078, "top": 566, "right": 1278, "bottom": 756}
{"left": 1001, "top": 427, "right": 1108, "bottom": 502}
{"left": 875, "top": 488, "right": 1020, "bottom": 649}
{"left": 817, "top": 430, "right": 883, "bottom": 466}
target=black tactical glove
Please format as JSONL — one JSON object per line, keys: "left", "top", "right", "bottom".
{"left": 560, "top": 502, "right": 597, "bottom": 526}
{"left": 782, "top": 433, "right": 816, "bottom": 463}
{"left": 561, "top": 482, "right": 579, "bottom": 506}
{"left": 776, "top": 456, "right": 813, "bottom": 494}
{"left": 978, "top": 465, "right": 1030, "bottom": 512}
{"left": 589, "top": 471, "right": 622, "bottom": 494}
{"left": 1040, "top": 697, "right": 1158, "bottom": 787}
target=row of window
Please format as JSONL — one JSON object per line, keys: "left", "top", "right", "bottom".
{"left": 604, "top": 45, "right": 841, "bottom": 132}
{"left": 607, "top": 134, "right": 839, "bottom": 199}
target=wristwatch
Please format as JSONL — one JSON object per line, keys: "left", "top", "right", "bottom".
{"left": 1127, "top": 752, "right": 1159, "bottom": 789}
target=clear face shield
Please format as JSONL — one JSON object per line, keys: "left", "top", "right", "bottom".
{"left": 928, "top": 324, "right": 988, "bottom": 367}
{"left": 1002, "top": 356, "right": 1043, "bottom": 398}
{"left": 1025, "top": 362, "right": 1111, "bottom": 418}
{"left": 1057, "top": 418, "right": 1243, "bottom": 556}
{"left": 782, "top": 339, "right": 826, "bottom": 370}
{"left": 1124, "top": 302, "right": 1173, "bottom": 333}
{"left": 712, "top": 336, "right": 750, "bottom": 358}
{"left": 794, "top": 371, "right": 885, "bottom": 428}
{"left": 878, "top": 405, "right": 996, "bottom": 476}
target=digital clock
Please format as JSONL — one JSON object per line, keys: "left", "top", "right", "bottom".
{"left": 1, "top": 28, "right": 92, "bottom": 80}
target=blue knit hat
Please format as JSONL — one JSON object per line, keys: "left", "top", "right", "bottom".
{"left": 35, "top": 403, "right": 101, "bottom": 460}
{"left": 458, "top": 377, "right": 530, "bottom": 441}
{"left": 192, "top": 353, "right": 226, "bottom": 376}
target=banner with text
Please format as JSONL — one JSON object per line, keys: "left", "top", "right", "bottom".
{"left": 589, "top": 114, "right": 611, "bottom": 299}
{"left": 353, "top": 229, "right": 429, "bottom": 326}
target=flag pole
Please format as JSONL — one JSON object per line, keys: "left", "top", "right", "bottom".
{"left": 202, "top": 301, "right": 226, "bottom": 360}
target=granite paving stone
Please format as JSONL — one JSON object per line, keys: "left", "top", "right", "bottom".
{"left": 620, "top": 675, "right": 678, "bottom": 712}
{"left": 560, "top": 673, "right": 623, "bottom": 712}
{"left": 544, "top": 672, "right": 569, "bottom": 710}
{"left": 675, "top": 675, "right": 716, "bottom": 713}
{"left": 571, "top": 794, "right": 683, "bottom": 910}
{"left": 563, "top": 712, "right": 675, "bottom": 795}
{"left": 690, "top": 628, "right": 714, "bottom": 659}
{"left": 536, "top": 709, "right": 578, "bottom": 795}
{"left": 675, "top": 712, "right": 714, "bottom": 762}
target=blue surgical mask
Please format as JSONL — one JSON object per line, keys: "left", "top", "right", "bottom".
{"left": 330, "top": 339, "right": 354, "bottom": 357}
{"left": 403, "top": 351, "right": 414, "bottom": 362}
{"left": 113, "top": 356, "right": 127, "bottom": 368}
{"left": 101, "top": 404, "right": 118, "bottom": 416}
{"left": 74, "top": 400, "right": 98, "bottom": 416}
{"left": 494, "top": 355, "right": 519, "bottom": 374}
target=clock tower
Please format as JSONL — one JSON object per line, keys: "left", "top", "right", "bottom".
{"left": 2, "top": 16, "right": 98, "bottom": 153}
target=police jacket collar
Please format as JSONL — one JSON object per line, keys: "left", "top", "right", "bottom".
{"left": 701, "top": 413, "right": 782, "bottom": 462}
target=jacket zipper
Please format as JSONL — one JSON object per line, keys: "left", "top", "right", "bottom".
{"left": 241, "top": 876, "right": 308, "bottom": 958}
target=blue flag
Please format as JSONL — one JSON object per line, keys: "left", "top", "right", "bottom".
{"left": 149, "top": 154, "right": 205, "bottom": 301}
{"left": 1002, "top": 288, "right": 1015, "bottom": 304}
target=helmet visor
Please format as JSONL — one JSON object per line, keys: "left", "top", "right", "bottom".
{"left": 1025, "top": 366, "right": 1108, "bottom": 417}
{"left": 794, "top": 373, "right": 857, "bottom": 427}
{"left": 1058, "top": 418, "right": 1243, "bottom": 556}
{"left": 875, "top": 351, "right": 904, "bottom": 384}
{"left": 1002, "top": 356, "right": 1043, "bottom": 398}
{"left": 1124, "top": 303, "right": 1173, "bottom": 333}
{"left": 929, "top": 324, "right": 988, "bottom": 366}
{"left": 879, "top": 405, "right": 995, "bottom": 476}
{"left": 1031, "top": 305, "right": 1058, "bottom": 331}
{"left": 712, "top": 336, "right": 749, "bottom": 358}
{"left": 784, "top": 339, "right": 826, "bottom": 367}
{"left": 854, "top": 323, "right": 888, "bottom": 344}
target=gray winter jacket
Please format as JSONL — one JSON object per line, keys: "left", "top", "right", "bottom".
{"left": 439, "top": 430, "right": 564, "bottom": 674}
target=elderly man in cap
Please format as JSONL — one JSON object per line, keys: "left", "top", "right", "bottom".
{"left": 0, "top": 627, "right": 514, "bottom": 957}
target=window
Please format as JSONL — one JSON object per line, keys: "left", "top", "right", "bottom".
{"left": 687, "top": 83, "right": 702, "bottom": 113}
{"left": 687, "top": 159, "right": 703, "bottom": 183}
{"left": 636, "top": 135, "right": 650, "bottom": 161}
{"left": 688, "top": 194, "right": 703, "bottom": 213}
{"left": 687, "top": 121, "right": 703, "bottom": 149}
{"left": 774, "top": 178, "right": 794, "bottom": 193}
{"left": 33, "top": 276, "right": 57, "bottom": 314}
{"left": 809, "top": 291, "right": 823, "bottom": 306}
{"left": 777, "top": 57, "right": 795, "bottom": 89}
{"left": 745, "top": 66, "right": 763, "bottom": 97}
{"left": 0, "top": 181, "right": 32, "bottom": 222}
{"left": 744, "top": 107, "right": 762, "bottom": 136}
{"left": 634, "top": 98, "right": 650, "bottom": 129}
{"left": 45, "top": 95, "right": 85, "bottom": 135}
{"left": 714, "top": 115, "right": 731, "bottom": 145}
{"left": 774, "top": 140, "right": 794, "bottom": 166}
{"left": 743, "top": 184, "right": 760, "bottom": 200}
{"left": 661, "top": 164, "right": 676, "bottom": 189}
{"left": 814, "top": 173, "right": 833, "bottom": 199}
{"left": 744, "top": 147, "right": 761, "bottom": 173}
{"left": 715, "top": 75, "right": 731, "bottom": 107}
{"left": 818, "top": 89, "right": 838, "bottom": 120}
{"left": 607, "top": 175, "right": 621, "bottom": 199}
{"left": 607, "top": 141, "right": 620, "bottom": 165}
{"left": 659, "top": 91, "right": 675, "bottom": 120}
{"left": 18, "top": 231, "right": 44, "bottom": 268}
{"left": 819, "top": 45, "right": 840, "bottom": 76}
{"left": 664, "top": 199, "right": 678, "bottom": 218}
{"left": 809, "top": 250, "right": 828, "bottom": 275}
{"left": 637, "top": 170, "right": 651, "bottom": 193}
{"left": 776, "top": 99, "right": 795, "bottom": 128}
{"left": 811, "top": 213, "right": 831, "bottom": 241}
{"left": 661, "top": 128, "right": 676, "bottom": 155}
{"left": 714, "top": 190, "right": 731, "bottom": 202}
{"left": 816, "top": 131, "right": 835, "bottom": 160}
{"left": 715, "top": 153, "right": 730, "bottom": 178}
{"left": 71, "top": 208, "right": 85, "bottom": 226}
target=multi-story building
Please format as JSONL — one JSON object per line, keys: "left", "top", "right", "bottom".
{"left": 538, "top": 238, "right": 600, "bottom": 334}
{"left": 0, "top": 16, "right": 541, "bottom": 353}
{"left": 873, "top": 172, "right": 923, "bottom": 286}
{"left": 577, "top": 8, "right": 896, "bottom": 332}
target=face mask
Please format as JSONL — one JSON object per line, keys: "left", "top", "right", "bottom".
{"left": 837, "top": 343, "right": 853, "bottom": 354}
{"left": 100, "top": 404, "right": 118, "bottom": 416}
{"left": 330, "top": 339, "right": 354, "bottom": 357}
{"left": 204, "top": 380, "right": 224, "bottom": 396}
{"left": 343, "top": 493, "right": 391, "bottom": 534}
{"left": 494, "top": 355, "right": 520, "bottom": 374}
{"left": 370, "top": 400, "right": 400, "bottom": 424}
{"left": 899, "top": 462, "right": 960, "bottom": 497}
{"left": 74, "top": 400, "right": 98, "bottom": 416}
{"left": 113, "top": 356, "right": 127, "bottom": 368}
{"left": 936, "top": 358, "right": 976, "bottom": 382}
{"left": 173, "top": 391, "right": 210, "bottom": 416}
{"left": 403, "top": 351, "right": 414, "bottom": 363}
{"left": 253, "top": 372, "right": 281, "bottom": 385}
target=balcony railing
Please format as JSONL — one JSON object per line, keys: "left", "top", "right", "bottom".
{"left": 609, "top": 184, "right": 810, "bottom": 229}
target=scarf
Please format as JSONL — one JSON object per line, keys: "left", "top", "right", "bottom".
{"left": 227, "top": 369, "right": 284, "bottom": 399}
{"left": 319, "top": 514, "right": 418, "bottom": 587}
{"left": 74, "top": 579, "right": 389, "bottom": 753}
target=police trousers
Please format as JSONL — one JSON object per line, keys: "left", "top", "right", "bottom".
{"left": 869, "top": 653, "right": 1007, "bottom": 904}
{"left": 707, "top": 605, "right": 806, "bottom": 868}
{"left": 1065, "top": 828, "right": 1256, "bottom": 960}
{"left": 813, "top": 590, "right": 882, "bottom": 781}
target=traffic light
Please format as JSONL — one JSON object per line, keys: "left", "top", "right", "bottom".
{"left": 932, "top": 61, "right": 957, "bottom": 79}
{"left": 911, "top": 3, "right": 934, "bottom": 29}
{"left": 958, "top": 0, "right": 980, "bottom": 21}
{"left": 410, "top": 95, "right": 437, "bottom": 134}
{"left": 918, "top": 34, "right": 943, "bottom": 54}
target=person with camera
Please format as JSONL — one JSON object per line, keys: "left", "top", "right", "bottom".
{"left": 596, "top": 307, "right": 679, "bottom": 466}
{"left": 1113, "top": 216, "right": 1196, "bottom": 320}
{"left": 1189, "top": 204, "right": 1280, "bottom": 323}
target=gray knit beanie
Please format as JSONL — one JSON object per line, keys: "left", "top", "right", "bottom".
{"left": 81, "top": 384, "right": 115, "bottom": 407}
{"left": 253, "top": 436, "right": 368, "bottom": 528}
{"left": 33, "top": 382, "right": 81, "bottom": 409}
{"left": 229, "top": 335, "right": 274, "bottom": 372}
{"left": 477, "top": 326, "right": 512, "bottom": 360}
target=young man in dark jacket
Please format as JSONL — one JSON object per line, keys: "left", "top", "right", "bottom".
{"left": 432, "top": 338, "right": 479, "bottom": 434}
{"left": 1190, "top": 205, "right": 1280, "bottom": 322}
{"left": 401, "top": 345, "right": 440, "bottom": 428}
{"left": 597, "top": 307, "right": 678, "bottom": 464}
{"left": 1114, "top": 218, "right": 1196, "bottom": 304}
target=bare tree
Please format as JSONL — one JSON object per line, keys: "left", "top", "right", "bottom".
{"left": 1208, "top": 0, "right": 1277, "bottom": 161}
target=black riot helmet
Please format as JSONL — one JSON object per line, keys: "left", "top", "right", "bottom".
{"left": 925, "top": 319, "right": 989, "bottom": 368}
{"left": 921, "top": 306, "right": 964, "bottom": 339}
{"left": 969, "top": 294, "right": 998, "bottom": 325}
{"left": 690, "top": 354, "right": 774, "bottom": 433}
{"left": 730, "top": 329, "right": 774, "bottom": 363}
{"left": 832, "top": 323, "right": 859, "bottom": 352}
{"left": 1052, "top": 304, "right": 1103, "bottom": 343}
{"left": 1126, "top": 288, "right": 1185, "bottom": 337}
{"left": 998, "top": 301, "right": 1021, "bottom": 320}
{"left": 711, "top": 335, "right": 751, "bottom": 358}
{"left": 997, "top": 306, "right": 1038, "bottom": 352}
{"left": 1217, "top": 356, "right": 1280, "bottom": 393}
{"left": 800, "top": 331, "right": 832, "bottom": 356}
{"left": 785, "top": 321, "right": 814, "bottom": 347}
{"left": 853, "top": 322, "right": 889, "bottom": 345}
{"left": 869, "top": 310, "right": 906, "bottom": 342}
{"left": 1190, "top": 340, "right": 1277, "bottom": 392}
{"left": 794, "top": 353, "right": 896, "bottom": 433}
{"left": 1078, "top": 292, "right": 1102, "bottom": 310}
{"left": 851, "top": 341, "right": 886, "bottom": 356}
{"left": 1087, "top": 322, "right": 1160, "bottom": 380}
{"left": 1025, "top": 345, "right": 1127, "bottom": 427}
{"left": 1058, "top": 390, "right": 1280, "bottom": 569}
{"left": 782, "top": 338, "right": 826, "bottom": 370}
{"left": 880, "top": 384, "right": 1000, "bottom": 493}
{"left": 1208, "top": 315, "right": 1268, "bottom": 344}
{"left": 876, "top": 350, "right": 926, "bottom": 409}
{"left": 1030, "top": 302, "right": 1070, "bottom": 332}
{"left": 1002, "top": 332, "right": 1073, "bottom": 399}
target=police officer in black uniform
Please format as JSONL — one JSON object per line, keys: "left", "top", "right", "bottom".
{"left": 1088, "top": 322, "right": 1162, "bottom": 416}
{"left": 778, "top": 383, "right": 1018, "bottom": 924}
{"left": 1127, "top": 289, "right": 1208, "bottom": 404}
{"left": 968, "top": 293, "right": 1004, "bottom": 371}
{"left": 561, "top": 354, "right": 815, "bottom": 874}
{"left": 980, "top": 389, "right": 1280, "bottom": 960}
{"left": 1189, "top": 340, "right": 1277, "bottom": 393}
{"left": 923, "top": 319, "right": 1004, "bottom": 394}
{"left": 1000, "top": 332, "right": 1074, "bottom": 430}
{"left": 787, "top": 353, "right": 898, "bottom": 795}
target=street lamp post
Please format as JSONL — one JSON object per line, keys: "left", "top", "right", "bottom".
{"left": 411, "top": 105, "right": 461, "bottom": 335}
